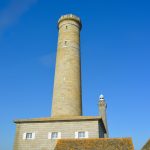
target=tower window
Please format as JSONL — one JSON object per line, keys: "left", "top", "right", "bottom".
{"left": 65, "top": 41, "right": 67, "bottom": 45}
{"left": 66, "top": 26, "right": 68, "bottom": 29}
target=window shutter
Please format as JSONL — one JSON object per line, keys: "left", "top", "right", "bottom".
{"left": 85, "top": 131, "right": 88, "bottom": 138}
{"left": 75, "top": 132, "right": 78, "bottom": 139}
{"left": 32, "top": 132, "right": 35, "bottom": 139}
{"left": 23, "top": 133, "right": 26, "bottom": 140}
{"left": 48, "top": 132, "right": 51, "bottom": 139}
{"left": 58, "top": 132, "right": 61, "bottom": 139}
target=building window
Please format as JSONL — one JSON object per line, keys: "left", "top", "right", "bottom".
{"left": 65, "top": 41, "right": 67, "bottom": 45}
{"left": 51, "top": 132, "right": 58, "bottom": 139}
{"left": 78, "top": 132, "right": 85, "bottom": 138}
{"left": 26, "top": 133, "right": 32, "bottom": 139}
{"left": 23, "top": 132, "right": 35, "bottom": 140}
{"left": 75, "top": 131, "right": 88, "bottom": 139}
{"left": 48, "top": 132, "right": 61, "bottom": 139}
{"left": 66, "top": 26, "right": 68, "bottom": 29}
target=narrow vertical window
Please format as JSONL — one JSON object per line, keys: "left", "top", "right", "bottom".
{"left": 65, "top": 41, "right": 67, "bottom": 45}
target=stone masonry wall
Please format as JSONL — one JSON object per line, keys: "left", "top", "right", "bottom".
{"left": 14, "top": 120, "right": 104, "bottom": 150}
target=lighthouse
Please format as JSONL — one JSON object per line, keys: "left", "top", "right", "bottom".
{"left": 52, "top": 14, "right": 82, "bottom": 117}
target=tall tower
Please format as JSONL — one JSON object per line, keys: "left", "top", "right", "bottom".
{"left": 51, "top": 14, "right": 82, "bottom": 117}
{"left": 99, "top": 94, "right": 109, "bottom": 138}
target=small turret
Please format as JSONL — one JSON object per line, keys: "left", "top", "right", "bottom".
{"left": 98, "top": 94, "right": 109, "bottom": 138}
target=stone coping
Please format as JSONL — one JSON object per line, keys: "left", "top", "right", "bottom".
{"left": 14, "top": 116, "right": 102, "bottom": 123}
{"left": 58, "top": 14, "right": 82, "bottom": 28}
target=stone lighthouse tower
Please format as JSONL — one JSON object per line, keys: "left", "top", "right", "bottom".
{"left": 51, "top": 14, "right": 82, "bottom": 117}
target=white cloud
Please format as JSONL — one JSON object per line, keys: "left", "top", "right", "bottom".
{"left": 0, "top": 0, "right": 38, "bottom": 32}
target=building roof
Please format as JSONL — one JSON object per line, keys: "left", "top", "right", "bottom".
{"left": 54, "top": 138, "right": 134, "bottom": 150}
{"left": 142, "top": 139, "right": 150, "bottom": 150}
{"left": 14, "top": 116, "right": 102, "bottom": 123}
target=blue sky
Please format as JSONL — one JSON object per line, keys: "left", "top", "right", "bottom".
{"left": 0, "top": 0, "right": 150, "bottom": 149}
